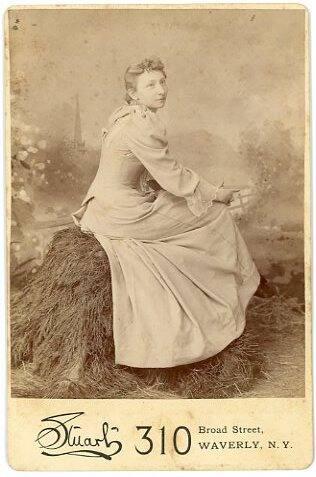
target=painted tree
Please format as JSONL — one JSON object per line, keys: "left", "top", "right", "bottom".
{"left": 238, "top": 120, "right": 304, "bottom": 227}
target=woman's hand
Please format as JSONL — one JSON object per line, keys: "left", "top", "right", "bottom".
{"left": 214, "top": 188, "right": 240, "bottom": 205}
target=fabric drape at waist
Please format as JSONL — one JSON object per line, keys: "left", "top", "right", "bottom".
{"left": 95, "top": 186, "right": 156, "bottom": 206}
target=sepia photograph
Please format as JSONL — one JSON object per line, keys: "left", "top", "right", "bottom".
{"left": 8, "top": 5, "right": 307, "bottom": 403}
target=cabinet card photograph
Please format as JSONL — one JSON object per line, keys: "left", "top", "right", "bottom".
{"left": 5, "top": 3, "right": 312, "bottom": 471}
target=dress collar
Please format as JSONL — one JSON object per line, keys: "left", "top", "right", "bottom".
{"left": 108, "top": 102, "right": 156, "bottom": 128}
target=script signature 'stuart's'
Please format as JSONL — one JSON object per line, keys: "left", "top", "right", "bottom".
{"left": 35, "top": 412, "right": 123, "bottom": 460}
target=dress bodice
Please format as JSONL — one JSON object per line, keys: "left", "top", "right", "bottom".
{"left": 80, "top": 103, "right": 223, "bottom": 216}
{"left": 96, "top": 141, "right": 145, "bottom": 191}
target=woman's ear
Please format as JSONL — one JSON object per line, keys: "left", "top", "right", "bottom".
{"left": 127, "top": 88, "right": 138, "bottom": 101}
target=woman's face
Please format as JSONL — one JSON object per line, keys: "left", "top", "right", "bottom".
{"left": 130, "top": 70, "right": 168, "bottom": 111}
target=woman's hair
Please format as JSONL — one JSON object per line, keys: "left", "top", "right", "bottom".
{"left": 124, "top": 56, "right": 167, "bottom": 104}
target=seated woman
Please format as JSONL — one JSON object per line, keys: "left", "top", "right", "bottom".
{"left": 72, "top": 56, "right": 262, "bottom": 369}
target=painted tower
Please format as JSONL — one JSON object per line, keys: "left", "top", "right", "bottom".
{"left": 73, "top": 94, "right": 86, "bottom": 153}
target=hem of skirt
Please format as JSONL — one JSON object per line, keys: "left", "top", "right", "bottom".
{"left": 114, "top": 326, "right": 247, "bottom": 369}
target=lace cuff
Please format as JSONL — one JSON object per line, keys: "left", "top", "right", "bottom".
{"left": 139, "top": 170, "right": 155, "bottom": 194}
{"left": 186, "top": 178, "right": 223, "bottom": 217}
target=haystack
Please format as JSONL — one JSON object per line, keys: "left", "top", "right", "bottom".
{"left": 10, "top": 226, "right": 266, "bottom": 399}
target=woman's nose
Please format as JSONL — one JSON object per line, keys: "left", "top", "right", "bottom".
{"left": 156, "top": 84, "right": 165, "bottom": 95}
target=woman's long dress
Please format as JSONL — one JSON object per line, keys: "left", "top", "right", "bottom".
{"left": 72, "top": 103, "right": 261, "bottom": 368}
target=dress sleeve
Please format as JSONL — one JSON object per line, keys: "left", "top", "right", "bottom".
{"left": 124, "top": 109, "right": 222, "bottom": 217}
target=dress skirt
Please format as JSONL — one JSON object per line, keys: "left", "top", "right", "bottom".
{"left": 72, "top": 188, "right": 261, "bottom": 368}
